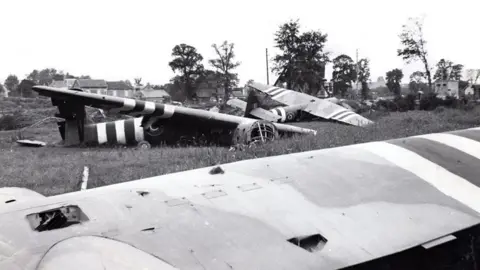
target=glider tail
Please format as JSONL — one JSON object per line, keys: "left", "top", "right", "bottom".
{"left": 244, "top": 89, "right": 262, "bottom": 118}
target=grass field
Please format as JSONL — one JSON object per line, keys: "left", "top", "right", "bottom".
{"left": 1, "top": 107, "right": 480, "bottom": 197}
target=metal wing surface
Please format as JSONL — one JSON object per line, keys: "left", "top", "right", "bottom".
{"left": 2, "top": 127, "right": 480, "bottom": 269}
{"left": 32, "top": 86, "right": 316, "bottom": 136}
{"left": 226, "top": 98, "right": 282, "bottom": 122}
{"left": 248, "top": 82, "right": 374, "bottom": 127}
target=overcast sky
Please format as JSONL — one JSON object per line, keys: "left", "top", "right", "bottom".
{"left": 0, "top": 0, "right": 478, "bottom": 86}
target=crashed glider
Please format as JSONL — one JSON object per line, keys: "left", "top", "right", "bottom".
{"left": 239, "top": 82, "right": 373, "bottom": 126}
{"left": 2, "top": 127, "right": 480, "bottom": 269}
{"left": 32, "top": 86, "right": 316, "bottom": 148}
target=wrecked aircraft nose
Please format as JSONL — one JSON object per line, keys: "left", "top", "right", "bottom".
{"left": 233, "top": 120, "right": 278, "bottom": 145}
{"left": 36, "top": 236, "right": 179, "bottom": 270}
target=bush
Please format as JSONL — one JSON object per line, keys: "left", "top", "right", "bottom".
{"left": 0, "top": 115, "right": 18, "bottom": 130}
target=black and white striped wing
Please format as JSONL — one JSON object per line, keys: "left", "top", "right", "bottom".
{"left": 248, "top": 82, "right": 374, "bottom": 127}
{"left": 33, "top": 86, "right": 174, "bottom": 118}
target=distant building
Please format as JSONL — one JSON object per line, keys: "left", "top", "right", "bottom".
{"left": 137, "top": 88, "right": 171, "bottom": 103}
{"left": 434, "top": 80, "right": 460, "bottom": 98}
{"left": 72, "top": 79, "right": 108, "bottom": 95}
{"left": 49, "top": 79, "right": 76, "bottom": 89}
{"left": 195, "top": 74, "right": 224, "bottom": 102}
{"left": 106, "top": 81, "right": 134, "bottom": 98}
{"left": 465, "top": 84, "right": 480, "bottom": 99}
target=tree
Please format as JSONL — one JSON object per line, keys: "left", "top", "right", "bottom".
{"left": 165, "top": 76, "right": 187, "bottom": 102}
{"left": 17, "top": 80, "right": 36, "bottom": 97}
{"left": 397, "top": 16, "right": 432, "bottom": 90}
{"left": 168, "top": 44, "right": 205, "bottom": 100}
{"left": 386, "top": 69, "right": 404, "bottom": 97}
{"left": 331, "top": 54, "right": 357, "bottom": 97}
{"left": 124, "top": 80, "right": 133, "bottom": 89}
{"left": 4, "top": 75, "right": 19, "bottom": 92}
{"left": 433, "top": 59, "right": 463, "bottom": 81}
{"left": 26, "top": 68, "right": 63, "bottom": 85}
{"left": 209, "top": 41, "right": 241, "bottom": 102}
{"left": 357, "top": 58, "right": 371, "bottom": 100}
{"left": 466, "top": 69, "right": 480, "bottom": 84}
{"left": 38, "top": 68, "right": 59, "bottom": 85}
{"left": 272, "top": 19, "right": 301, "bottom": 89}
{"left": 26, "top": 70, "right": 39, "bottom": 83}
{"left": 134, "top": 77, "right": 143, "bottom": 87}
{"left": 409, "top": 71, "right": 429, "bottom": 93}
{"left": 272, "top": 19, "right": 329, "bottom": 94}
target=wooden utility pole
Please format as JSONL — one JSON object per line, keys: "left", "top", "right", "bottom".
{"left": 266, "top": 48, "right": 270, "bottom": 85}
{"left": 356, "top": 48, "right": 360, "bottom": 94}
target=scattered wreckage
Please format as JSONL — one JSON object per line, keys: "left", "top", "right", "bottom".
{"left": 2, "top": 127, "right": 480, "bottom": 269}
{"left": 31, "top": 86, "right": 316, "bottom": 148}
{"left": 227, "top": 82, "right": 374, "bottom": 127}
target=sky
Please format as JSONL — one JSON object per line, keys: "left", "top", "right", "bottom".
{"left": 0, "top": 0, "right": 479, "bottom": 86}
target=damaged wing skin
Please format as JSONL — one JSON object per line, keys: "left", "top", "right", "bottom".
{"left": 3, "top": 127, "right": 480, "bottom": 269}
{"left": 32, "top": 86, "right": 316, "bottom": 147}
{"left": 248, "top": 82, "right": 374, "bottom": 127}
{"left": 226, "top": 98, "right": 282, "bottom": 122}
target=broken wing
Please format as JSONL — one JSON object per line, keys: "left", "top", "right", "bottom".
{"left": 32, "top": 86, "right": 316, "bottom": 136}
{"left": 248, "top": 82, "right": 374, "bottom": 127}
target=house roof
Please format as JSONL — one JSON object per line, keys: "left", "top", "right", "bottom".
{"left": 50, "top": 79, "right": 77, "bottom": 89}
{"left": 50, "top": 80, "right": 67, "bottom": 88}
{"left": 140, "top": 89, "right": 170, "bottom": 98}
{"left": 74, "top": 79, "right": 108, "bottom": 88}
{"left": 107, "top": 81, "right": 133, "bottom": 90}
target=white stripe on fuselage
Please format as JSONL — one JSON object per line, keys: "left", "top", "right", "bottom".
{"left": 353, "top": 141, "right": 480, "bottom": 214}
{"left": 96, "top": 123, "right": 107, "bottom": 144}
{"left": 133, "top": 117, "right": 145, "bottom": 142}
{"left": 115, "top": 120, "right": 126, "bottom": 144}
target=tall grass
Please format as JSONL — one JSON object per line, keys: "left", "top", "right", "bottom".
{"left": 0, "top": 108, "right": 479, "bottom": 196}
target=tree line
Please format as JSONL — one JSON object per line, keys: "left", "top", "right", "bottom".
{"left": 2, "top": 17, "right": 480, "bottom": 101}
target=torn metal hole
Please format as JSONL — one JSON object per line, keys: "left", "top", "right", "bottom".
{"left": 26, "top": 205, "right": 89, "bottom": 232}
{"left": 137, "top": 191, "right": 150, "bottom": 197}
{"left": 209, "top": 166, "right": 225, "bottom": 175}
{"left": 5, "top": 199, "right": 16, "bottom": 204}
{"left": 287, "top": 233, "right": 327, "bottom": 253}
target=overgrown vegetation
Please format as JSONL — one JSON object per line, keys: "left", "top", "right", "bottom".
{"left": 1, "top": 108, "right": 479, "bottom": 196}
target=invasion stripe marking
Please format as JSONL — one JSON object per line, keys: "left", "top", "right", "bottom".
{"left": 115, "top": 120, "right": 127, "bottom": 144}
{"left": 105, "top": 122, "right": 118, "bottom": 144}
{"left": 134, "top": 117, "right": 145, "bottom": 142}
{"left": 142, "top": 101, "right": 156, "bottom": 114}
{"left": 336, "top": 111, "right": 356, "bottom": 121}
{"left": 157, "top": 104, "right": 175, "bottom": 118}
{"left": 111, "top": 99, "right": 136, "bottom": 113}
{"left": 273, "top": 108, "right": 282, "bottom": 116}
{"left": 388, "top": 137, "right": 480, "bottom": 188}
{"left": 353, "top": 141, "right": 480, "bottom": 213}
{"left": 270, "top": 88, "right": 285, "bottom": 96}
{"left": 448, "top": 129, "right": 480, "bottom": 143}
{"left": 124, "top": 119, "right": 137, "bottom": 144}
{"left": 414, "top": 133, "right": 480, "bottom": 160}
{"left": 327, "top": 109, "right": 348, "bottom": 119}
{"left": 131, "top": 100, "right": 146, "bottom": 115}
{"left": 96, "top": 123, "right": 107, "bottom": 144}
{"left": 265, "top": 87, "right": 280, "bottom": 93}
{"left": 274, "top": 90, "right": 291, "bottom": 99}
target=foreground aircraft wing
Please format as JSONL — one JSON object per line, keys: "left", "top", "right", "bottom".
{"left": 2, "top": 127, "right": 480, "bottom": 269}
{"left": 249, "top": 82, "right": 374, "bottom": 127}
{"left": 32, "top": 86, "right": 316, "bottom": 137}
